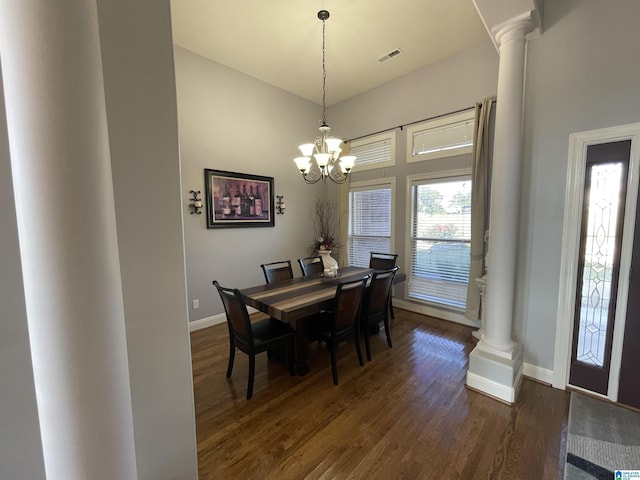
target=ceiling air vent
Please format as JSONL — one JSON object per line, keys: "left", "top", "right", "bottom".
{"left": 377, "top": 48, "right": 403, "bottom": 63}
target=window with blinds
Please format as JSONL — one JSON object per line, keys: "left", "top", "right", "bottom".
{"left": 349, "top": 131, "right": 396, "bottom": 171}
{"left": 349, "top": 181, "right": 394, "bottom": 267}
{"left": 406, "top": 110, "right": 474, "bottom": 163}
{"left": 408, "top": 177, "right": 471, "bottom": 309}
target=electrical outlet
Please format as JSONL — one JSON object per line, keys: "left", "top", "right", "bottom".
{"left": 192, "top": 299, "right": 199, "bottom": 309}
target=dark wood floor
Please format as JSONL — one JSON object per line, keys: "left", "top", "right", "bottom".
{"left": 191, "top": 309, "right": 570, "bottom": 479}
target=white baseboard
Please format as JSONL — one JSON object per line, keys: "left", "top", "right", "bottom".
{"left": 394, "top": 300, "right": 556, "bottom": 389}
{"left": 394, "top": 299, "right": 481, "bottom": 329}
{"left": 466, "top": 371, "right": 520, "bottom": 404}
{"left": 189, "top": 313, "right": 225, "bottom": 332}
{"left": 466, "top": 345, "right": 524, "bottom": 404}
{"left": 188, "top": 306, "right": 266, "bottom": 332}
{"left": 194, "top": 300, "right": 479, "bottom": 332}
{"left": 523, "top": 363, "right": 554, "bottom": 385}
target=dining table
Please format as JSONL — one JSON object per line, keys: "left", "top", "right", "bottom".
{"left": 239, "top": 266, "right": 406, "bottom": 375}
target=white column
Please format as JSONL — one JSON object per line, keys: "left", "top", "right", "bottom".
{"left": 466, "top": 15, "right": 532, "bottom": 403}
{"left": 0, "top": 2, "right": 138, "bottom": 479}
{"left": 483, "top": 19, "right": 531, "bottom": 353}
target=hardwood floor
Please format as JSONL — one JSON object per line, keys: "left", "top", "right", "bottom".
{"left": 191, "top": 309, "right": 570, "bottom": 479}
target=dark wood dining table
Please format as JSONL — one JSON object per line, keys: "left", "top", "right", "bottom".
{"left": 239, "top": 266, "right": 406, "bottom": 375}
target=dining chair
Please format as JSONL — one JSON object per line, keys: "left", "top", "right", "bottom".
{"left": 309, "top": 275, "right": 369, "bottom": 385}
{"left": 369, "top": 251, "right": 399, "bottom": 319}
{"left": 213, "top": 280, "right": 295, "bottom": 399}
{"left": 260, "top": 260, "right": 294, "bottom": 284}
{"left": 369, "top": 252, "right": 399, "bottom": 270}
{"left": 298, "top": 256, "right": 324, "bottom": 277}
{"left": 360, "top": 266, "right": 399, "bottom": 361}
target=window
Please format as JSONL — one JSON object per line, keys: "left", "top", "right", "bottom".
{"left": 408, "top": 175, "right": 471, "bottom": 310}
{"left": 349, "top": 131, "right": 396, "bottom": 171}
{"left": 406, "top": 110, "right": 474, "bottom": 163}
{"left": 349, "top": 179, "right": 395, "bottom": 267}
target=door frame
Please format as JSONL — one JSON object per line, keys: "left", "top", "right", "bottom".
{"left": 553, "top": 122, "right": 640, "bottom": 400}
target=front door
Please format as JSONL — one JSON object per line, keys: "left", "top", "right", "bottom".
{"left": 569, "top": 140, "right": 631, "bottom": 395}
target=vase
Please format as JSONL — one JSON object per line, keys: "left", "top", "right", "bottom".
{"left": 318, "top": 250, "right": 338, "bottom": 270}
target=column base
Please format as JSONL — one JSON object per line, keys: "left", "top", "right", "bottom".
{"left": 466, "top": 341, "right": 523, "bottom": 404}
{"left": 471, "top": 328, "right": 484, "bottom": 340}
{"left": 475, "top": 334, "right": 518, "bottom": 359}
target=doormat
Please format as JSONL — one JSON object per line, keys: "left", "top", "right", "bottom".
{"left": 565, "top": 392, "right": 640, "bottom": 479}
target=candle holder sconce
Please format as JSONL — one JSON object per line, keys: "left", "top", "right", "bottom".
{"left": 189, "top": 190, "right": 203, "bottom": 215}
{"left": 276, "top": 195, "right": 286, "bottom": 215}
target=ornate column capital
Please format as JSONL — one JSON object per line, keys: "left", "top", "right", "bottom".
{"left": 492, "top": 11, "right": 535, "bottom": 48}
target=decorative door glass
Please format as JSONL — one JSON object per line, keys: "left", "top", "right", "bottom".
{"left": 575, "top": 163, "right": 624, "bottom": 366}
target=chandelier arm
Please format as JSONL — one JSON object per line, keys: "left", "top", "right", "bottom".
{"left": 327, "top": 163, "right": 349, "bottom": 183}
{"left": 302, "top": 174, "right": 322, "bottom": 185}
{"left": 331, "top": 176, "right": 349, "bottom": 185}
{"left": 304, "top": 163, "right": 324, "bottom": 183}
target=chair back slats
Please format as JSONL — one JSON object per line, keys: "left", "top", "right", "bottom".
{"left": 214, "top": 281, "right": 252, "bottom": 343}
{"left": 261, "top": 260, "right": 294, "bottom": 284}
{"left": 360, "top": 267, "right": 398, "bottom": 360}
{"left": 306, "top": 274, "right": 370, "bottom": 385}
{"left": 369, "top": 252, "right": 398, "bottom": 270}
{"left": 298, "top": 256, "right": 324, "bottom": 277}
{"left": 334, "top": 277, "right": 368, "bottom": 331}
{"left": 365, "top": 267, "right": 398, "bottom": 319}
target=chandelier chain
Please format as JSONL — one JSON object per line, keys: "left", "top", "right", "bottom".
{"left": 292, "top": 10, "right": 355, "bottom": 185}
{"left": 321, "top": 17, "right": 327, "bottom": 125}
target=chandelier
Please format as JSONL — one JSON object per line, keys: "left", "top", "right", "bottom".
{"left": 293, "top": 10, "right": 356, "bottom": 184}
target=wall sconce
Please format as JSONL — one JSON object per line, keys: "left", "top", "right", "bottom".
{"left": 276, "top": 195, "right": 286, "bottom": 215}
{"left": 189, "top": 190, "right": 203, "bottom": 215}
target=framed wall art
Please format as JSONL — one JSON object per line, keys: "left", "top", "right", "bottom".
{"left": 204, "top": 169, "right": 274, "bottom": 229}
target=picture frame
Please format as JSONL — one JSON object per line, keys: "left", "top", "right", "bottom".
{"left": 204, "top": 169, "right": 274, "bottom": 229}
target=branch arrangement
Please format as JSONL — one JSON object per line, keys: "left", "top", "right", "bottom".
{"left": 310, "top": 200, "right": 340, "bottom": 255}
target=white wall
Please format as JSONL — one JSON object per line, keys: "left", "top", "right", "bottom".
{"left": 0, "top": 64, "right": 46, "bottom": 480}
{"left": 97, "top": 2, "right": 198, "bottom": 478}
{"left": 175, "top": 47, "right": 329, "bottom": 322}
{"left": 516, "top": 0, "right": 640, "bottom": 369}
{"left": 329, "top": 41, "right": 499, "bottom": 140}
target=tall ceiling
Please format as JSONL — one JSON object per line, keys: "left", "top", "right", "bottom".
{"left": 170, "top": 1, "right": 491, "bottom": 106}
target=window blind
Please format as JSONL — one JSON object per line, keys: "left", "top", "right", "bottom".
{"left": 349, "top": 131, "right": 396, "bottom": 171}
{"left": 411, "top": 120, "right": 473, "bottom": 156}
{"left": 406, "top": 110, "right": 475, "bottom": 163}
{"left": 349, "top": 186, "right": 392, "bottom": 267}
{"left": 408, "top": 179, "right": 471, "bottom": 309}
{"left": 351, "top": 138, "right": 392, "bottom": 167}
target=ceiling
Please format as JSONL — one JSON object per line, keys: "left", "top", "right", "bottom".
{"left": 170, "top": 1, "right": 491, "bottom": 106}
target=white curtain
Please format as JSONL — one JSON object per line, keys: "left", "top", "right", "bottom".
{"left": 465, "top": 98, "right": 493, "bottom": 320}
